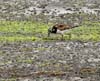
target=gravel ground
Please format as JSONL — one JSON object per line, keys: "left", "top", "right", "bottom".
{"left": 0, "top": 41, "right": 100, "bottom": 81}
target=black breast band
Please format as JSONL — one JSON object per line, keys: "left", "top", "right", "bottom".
{"left": 51, "top": 26, "right": 57, "bottom": 33}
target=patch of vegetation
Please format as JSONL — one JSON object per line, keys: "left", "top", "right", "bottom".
{"left": 0, "top": 78, "right": 16, "bottom": 81}
{"left": 67, "top": 21, "right": 100, "bottom": 41}
{"left": 0, "top": 20, "right": 100, "bottom": 42}
{"left": 0, "top": 36, "right": 38, "bottom": 42}
{"left": 0, "top": 20, "right": 50, "bottom": 42}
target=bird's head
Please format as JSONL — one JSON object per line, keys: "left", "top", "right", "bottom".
{"left": 48, "top": 26, "right": 57, "bottom": 37}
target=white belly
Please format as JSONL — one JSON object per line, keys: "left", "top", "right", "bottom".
{"left": 57, "top": 29, "right": 70, "bottom": 34}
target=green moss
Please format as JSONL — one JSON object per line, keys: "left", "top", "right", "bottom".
{"left": 18, "top": 59, "right": 33, "bottom": 64}
{"left": 0, "top": 21, "right": 48, "bottom": 33}
{"left": 0, "top": 78, "right": 16, "bottom": 81}
{"left": 0, "top": 20, "right": 100, "bottom": 42}
{"left": 0, "top": 36, "right": 39, "bottom": 42}
{"left": 64, "top": 22, "right": 100, "bottom": 41}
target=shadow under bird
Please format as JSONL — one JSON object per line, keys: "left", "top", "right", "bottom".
{"left": 48, "top": 23, "right": 80, "bottom": 40}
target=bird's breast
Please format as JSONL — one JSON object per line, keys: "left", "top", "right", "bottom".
{"left": 57, "top": 29, "right": 70, "bottom": 34}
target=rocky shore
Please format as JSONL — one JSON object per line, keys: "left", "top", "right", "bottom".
{"left": 0, "top": 41, "right": 100, "bottom": 81}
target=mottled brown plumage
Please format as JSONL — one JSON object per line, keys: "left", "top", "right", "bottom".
{"left": 53, "top": 24, "right": 72, "bottom": 31}
{"left": 48, "top": 23, "right": 80, "bottom": 40}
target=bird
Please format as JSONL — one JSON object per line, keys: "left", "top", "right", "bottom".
{"left": 48, "top": 23, "right": 80, "bottom": 40}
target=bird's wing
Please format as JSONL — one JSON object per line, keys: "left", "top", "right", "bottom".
{"left": 56, "top": 24, "right": 71, "bottom": 31}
